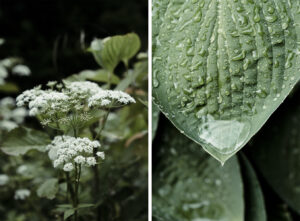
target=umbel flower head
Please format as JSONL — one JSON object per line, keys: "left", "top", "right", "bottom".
{"left": 14, "top": 189, "right": 31, "bottom": 200}
{"left": 47, "top": 135, "right": 105, "bottom": 172}
{"left": 16, "top": 81, "right": 135, "bottom": 129}
{"left": 0, "top": 97, "right": 27, "bottom": 131}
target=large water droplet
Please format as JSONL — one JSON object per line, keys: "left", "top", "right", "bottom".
{"left": 198, "top": 115, "right": 251, "bottom": 160}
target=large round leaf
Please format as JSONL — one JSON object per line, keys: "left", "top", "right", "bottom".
{"left": 153, "top": 122, "right": 244, "bottom": 221}
{"left": 152, "top": 0, "right": 300, "bottom": 163}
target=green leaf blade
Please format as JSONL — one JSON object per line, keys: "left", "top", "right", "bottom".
{"left": 1, "top": 127, "right": 51, "bottom": 156}
{"left": 153, "top": 0, "right": 300, "bottom": 163}
{"left": 153, "top": 122, "right": 244, "bottom": 221}
{"left": 37, "top": 178, "right": 59, "bottom": 200}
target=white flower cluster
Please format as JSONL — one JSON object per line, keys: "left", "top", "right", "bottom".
{"left": 47, "top": 135, "right": 105, "bottom": 172}
{"left": 14, "top": 189, "right": 31, "bottom": 200}
{"left": 12, "top": 64, "right": 31, "bottom": 76}
{"left": 16, "top": 81, "right": 135, "bottom": 128}
{"left": 88, "top": 90, "right": 136, "bottom": 107}
{"left": 0, "top": 174, "right": 9, "bottom": 186}
{"left": 0, "top": 97, "right": 27, "bottom": 131}
{"left": 64, "top": 81, "right": 103, "bottom": 99}
{"left": 0, "top": 39, "right": 30, "bottom": 84}
{"left": 16, "top": 87, "right": 69, "bottom": 116}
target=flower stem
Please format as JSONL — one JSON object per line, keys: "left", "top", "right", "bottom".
{"left": 74, "top": 163, "right": 81, "bottom": 221}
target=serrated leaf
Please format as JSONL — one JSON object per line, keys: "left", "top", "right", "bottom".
{"left": 90, "top": 33, "right": 141, "bottom": 72}
{"left": 37, "top": 178, "right": 59, "bottom": 200}
{"left": 1, "top": 127, "right": 51, "bottom": 156}
{"left": 240, "top": 154, "right": 266, "bottom": 221}
{"left": 152, "top": 0, "right": 300, "bottom": 163}
{"left": 153, "top": 122, "right": 244, "bottom": 221}
{"left": 248, "top": 94, "right": 300, "bottom": 215}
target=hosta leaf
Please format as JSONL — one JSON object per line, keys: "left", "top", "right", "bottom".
{"left": 153, "top": 122, "right": 244, "bottom": 221}
{"left": 37, "top": 178, "right": 59, "bottom": 200}
{"left": 0, "top": 127, "right": 51, "bottom": 156}
{"left": 240, "top": 155, "right": 266, "bottom": 221}
{"left": 90, "top": 33, "right": 141, "bottom": 72}
{"left": 248, "top": 94, "right": 300, "bottom": 215}
{"left": 152, "top": 0, "right": 300, "bottom": 163}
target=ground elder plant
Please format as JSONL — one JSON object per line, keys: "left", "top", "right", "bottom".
{"left": 1, "top": 33, "right": 147, "bottom": 221}
{"left": 14, "top": 81, "right": 134, "bottom": 220}
{"left": 153, "top": 0, "right": 300, "bottom": 220}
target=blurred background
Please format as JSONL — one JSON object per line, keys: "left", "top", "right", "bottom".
{"left": 0, "top": 0, "right": 147, "bottom": 90}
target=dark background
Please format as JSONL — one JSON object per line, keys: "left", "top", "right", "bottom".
{"left": 0, "top": 0, "right": 148, "bottom": 89}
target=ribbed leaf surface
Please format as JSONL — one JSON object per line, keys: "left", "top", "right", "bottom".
{"left": 152, "top": 0, "right": 300, "bottom": 163}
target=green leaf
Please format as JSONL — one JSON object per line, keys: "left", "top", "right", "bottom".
{"left": 1, "top": 127, "right": 51, "bottom": 156}
{"left": 64, "top": 209, "right": 75, "bottom": 220}
{"left": 65, "top": 69, "right": 120, "bottom": 85}
{"left": 152, "top": 0, "right": 300, "bottom": 163}
{"left": 0, "top": 82, "right": 19, "bottom": 93}
{"left": 37, "top": 178, "right": 59, "bottom": 200}
{"left": 240, "top": 154, "right": 266, "bottom": 221}
{"left": 152, "top": 121, "right": 244, "bottom": 221}
{"left": 90, "top": 33, "right": 141, "bottom": 72}
{"left": 77, "top": 203, "right": 95, "bottom": 209}
{"left": 248, "top": 95, "right": 300, "bottom": 215}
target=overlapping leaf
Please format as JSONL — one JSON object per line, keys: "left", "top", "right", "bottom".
{"left": 152, "top": 0, "right": 300, "bottom": 163}
{"left": 248, "top": 94, "right": 300, "bottom": 215}
{"left": 153, "top": 122, "right": 244, "bottom": 221}
{"left": 0, "top": 127, "right": 51, "bottom": 156}
{"left": 240, "top": 155, "right": 266, "bottom": 221}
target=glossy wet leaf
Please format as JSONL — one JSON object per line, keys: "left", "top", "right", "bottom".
{"left": 0, "top": 127, "right": 51, "bottom": 156}
{"left": 90, "top": 33, "right": 141, "bottom": 72}
{"left": 152, "top": 0, "right": 300, "bottom": 163}
{"left": 37, "top": 178, "right": 59, "bottom": 200}
{"left": 248, "top": 96, "right": 300, "bottom": 215}
{"left": 153, "top": 122, "right": 244, "bottom": 221}
{"left": 240, "top": 155, "right": 266, "bottom": 221}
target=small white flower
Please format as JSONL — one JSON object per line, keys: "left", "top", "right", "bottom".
{"left": 86, "top": 157, "right": 97, "bottom": 166}
{"left": 74, "top": 156, "right": 85, "bottom": 164}
{"left": 101, "top": 99, "right": 111, "bottom": 106}
{"left": 14, "top": 189, "right": 30, "bottom": 200}
{"left": 63, "top": 163, "right": 74, "bottom": 172}
{"left": 17, "top": 165, "right": 28, "bottom": 174}
{"left": 0, "top": 174, "right": 9, "bottom": 186}
{"left": 88, "top": 90, "right": 135, "bottom": 108}
{"left": 96, "top": 152, "right": 105, "bottom": 160}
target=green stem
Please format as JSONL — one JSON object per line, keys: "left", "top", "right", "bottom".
{"left": 66, "top": 172, "right": 75, "bottom": 203}
{"left": 74, "top": 164, "right": 81, "bottom": 221}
